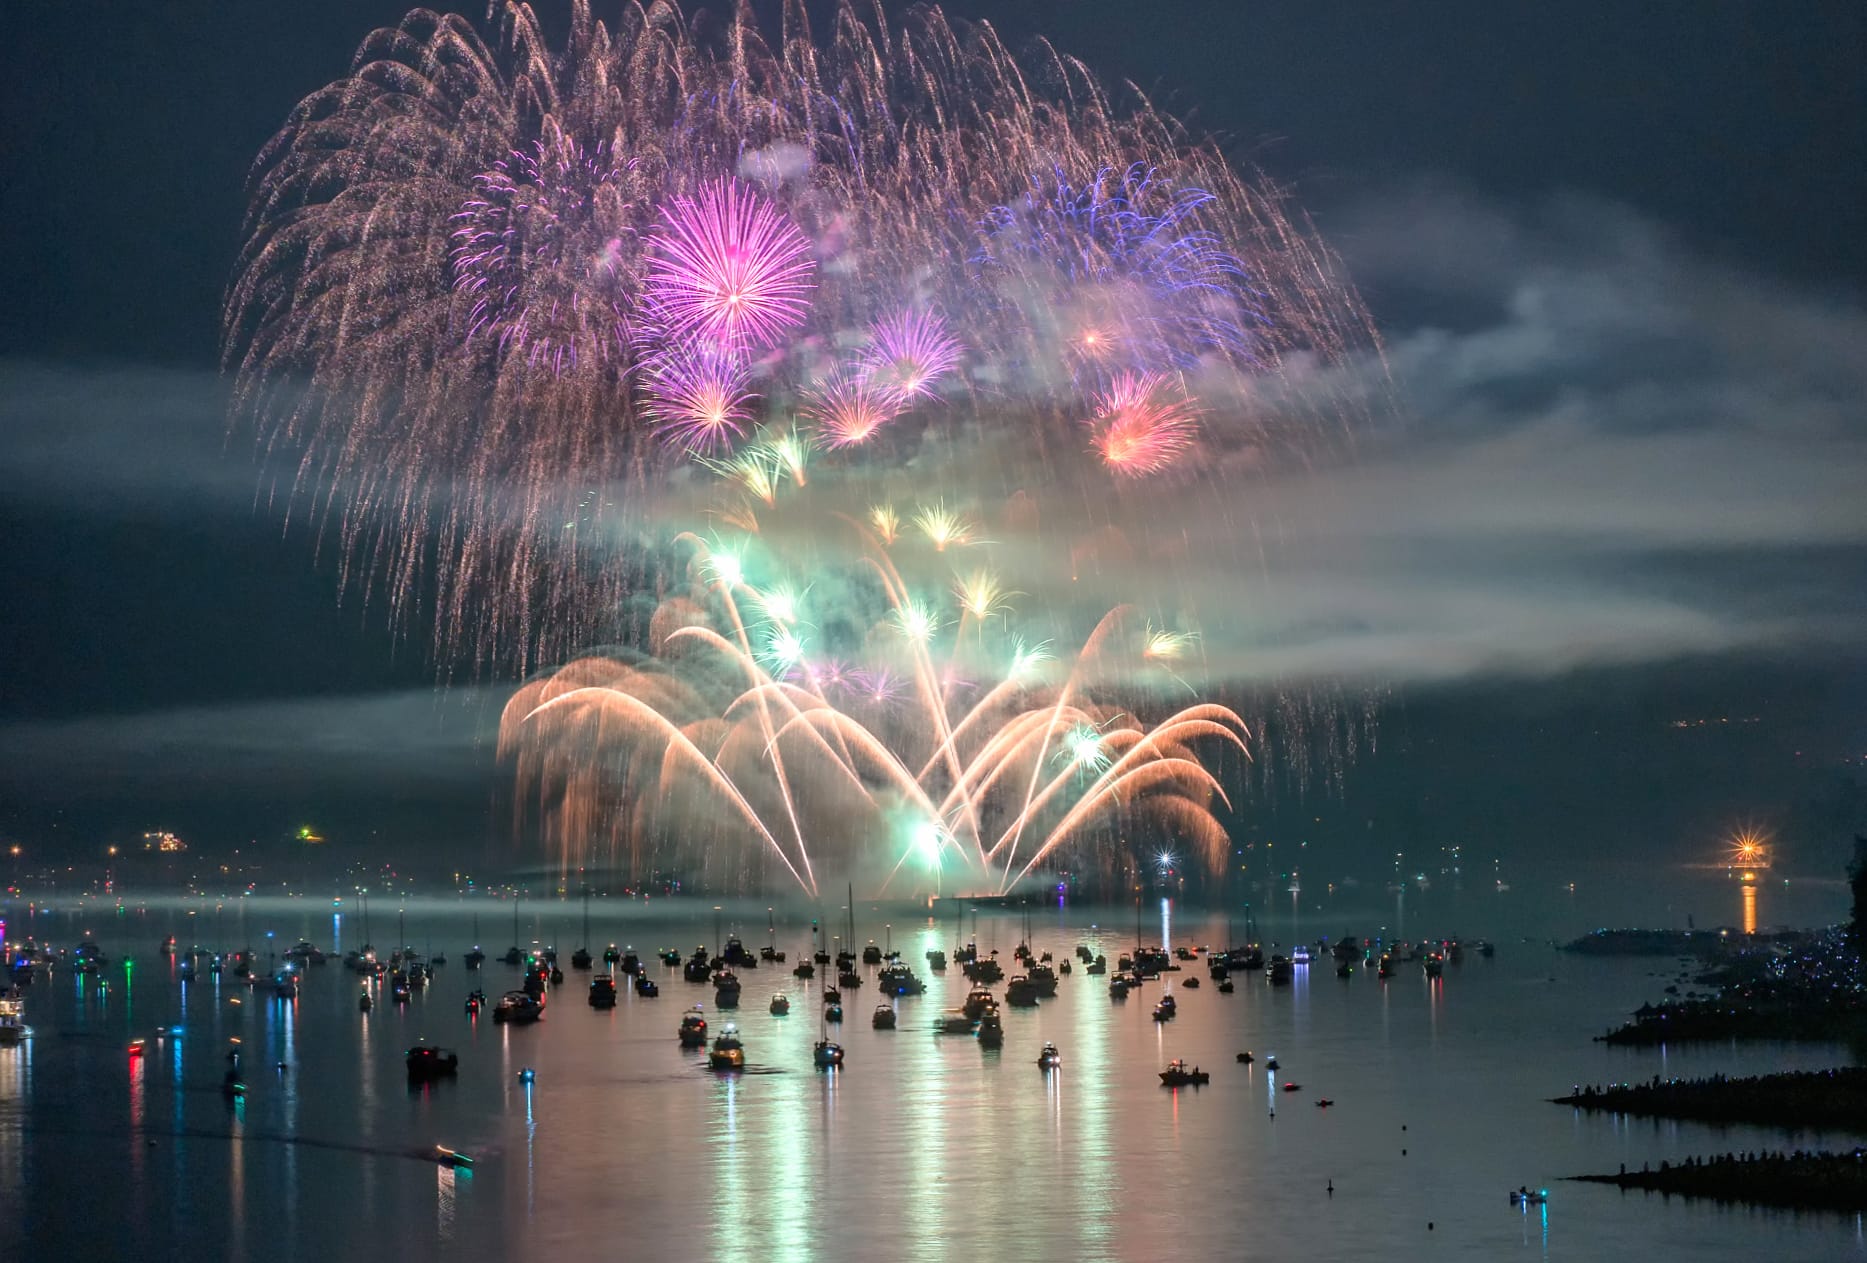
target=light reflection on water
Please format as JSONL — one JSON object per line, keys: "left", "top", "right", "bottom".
{"left": 3, "top": 901, "right": 1866, "bottom": 1261}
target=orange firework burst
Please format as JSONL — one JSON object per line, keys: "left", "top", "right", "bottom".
{"left": 1089, "top": 372, "right": 1201, "bottom": 475}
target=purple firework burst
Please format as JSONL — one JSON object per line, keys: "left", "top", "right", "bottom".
{"left": 642, "top": 180, "right": 816, "bottom": 350}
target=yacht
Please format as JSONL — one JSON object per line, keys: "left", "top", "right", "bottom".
{"left": 493, "top": 990, "right": 543, "bottom": 1023}
{"left": 1003, "top": 976, "right": 1040, "bottom": 1007}
{"left": 0, "top": 990, "right": 24, "bottom": 1045}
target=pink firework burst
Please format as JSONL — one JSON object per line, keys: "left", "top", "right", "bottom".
{"left": 1088, "top": 372, "right": 1201, "bottom": 475}
{"left": 640, "top": 341, "right": 757, "bottom": 451}
{"left": 862, "top": 309, "right": 963, "bottom": 404}
{"left": 642, "top": 180, "right": 815, "bottom": 350}
{"left": 803, "top": 370, "right": 902, "bottom": 447}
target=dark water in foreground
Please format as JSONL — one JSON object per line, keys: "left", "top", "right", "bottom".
{"left": 4, "top": 900, "right": 1865, "bottom": 1262}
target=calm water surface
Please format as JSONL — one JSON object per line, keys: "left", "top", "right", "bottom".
{"left": 4, "top": 897, "right": 1864, "bottom": 1262}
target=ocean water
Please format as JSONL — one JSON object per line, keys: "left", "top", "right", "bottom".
{"left": 3, "top": 896, "right": 1863, "bottom": 1262}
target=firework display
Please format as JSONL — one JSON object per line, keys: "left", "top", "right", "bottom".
{"left": 226, "top": 2, "right": 1379, "bottom": 892}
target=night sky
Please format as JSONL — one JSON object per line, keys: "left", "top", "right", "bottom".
{"left": 3, "top": 2, "right": 1863, "bottom": 890}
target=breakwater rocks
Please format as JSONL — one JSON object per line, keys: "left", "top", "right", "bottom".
{"left": 1574, "top": 1150, "right": 1867, "bottom": 1212}
{"left": 1555, "top": 1068, "right": 1867, "bottom": 1131}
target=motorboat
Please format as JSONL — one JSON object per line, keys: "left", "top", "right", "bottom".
{"left": 878, "top": 964, "right": 925, "bottom": 996}
{"left": 501, "top": 946, "right": 522, "bottom": 966}
{"left": 1182, "top": 976, "right": 1201, "bottom": 989}
{"left": 861, "top": 943, "right": 883, "bottom": 965}
{"left": 1026, "top": 963, "right": 1058, "bottom": 995}
{"left": 1237, "top": 1050, "right": 1254, "bottom": 1064}
{"left": 814, "top": 1039, "right": 845, "bottom": 1068}
{"left": 1316, "top": 1098, "right": 1335, "bottom": 1108}
{"left": 712, "top": 970, "right": 742, "bottom": 1007}
{"left": 464, "top": 947, "right": 486, "bottom": 970}
{"left": 571, "top": 947, "right": 593, "bottom": 971}
{"left": 963, "top": 988, "right": 997, "bottom": 1019}
{"left": 1510, "top": 1189, "right": 1549, "bottom": 1206}
{"left": 1282, "top": 1082, "right": 1303, "bottom": 1093}
{"left": 1157, "top": 994, "right": 1178, "bottom": 1016}
{"left": 1159, "top": 1059, "right": 1208, "bottom": 1087}
{"left": 603, "top": 944, "right": 622, "bottom": 966}
{"left": 963, "top": 956, "right": 1003, "bottom": 984}
{"left": 824, "top": 1002, "right": 843, "bottom": 1023}
{"left": 1265, "top": 1055, "right": 1280, "bottom": 1070}
{"left": 1377, "top": 956, "right": 1395, "bottom": 979}
{"left": 464, "top": 989, "right": 485, "bottom": 1016}
{"left": 938, "top": 1011, "right": 975, "bottom": 1035}
{"left": 1151, "top": 1002, "right": 1175, "bottom": 1022}
{"left": 1217, "top": 979, "right": 1236, "bottom": 993}
{"left": 1004, "top": 976, "right": 1040, "bottom": 1007}
{"left": 660, "top": 949, "right": 682, "bottom": 967}
{"left": 679, "top": 1006, "right": 709, "bottom": 1047}
{"left": 1269, "top": 957, "right": 1293, "bottom": 985}
{"left": 684, "top": 952, "right": 712, "bottom": 983}
{"left": 837, "top": 968, "right": 863, "bottom": 990}
{"left": 926, "top": 950, "right": 947, "bottom": 972}
{"left": 358, "top": 988, "right": 373, "bottom": 1013}
{"left": 620, "top": 952, "right": 641, "bottom": 975}
{"left": 270, "top": 971, "right": 299, "bottom": 999}
{"left": 1291, "top": 946, "right": 1313, "bottom": 966}
{"left": 635, "top": 975, "right": 659, "bottom": 997}
{"left": 770, "top": 993, "right": 791, "bottom": 1016}
{"left": 1108, "top": 973, "right": 1135, "bottom": 999}
{"left": 589, "top": 975, "right": 618, "bottom": 1008}
{"left": 1086, "top": 955, "right": 1108, "bottom": 976}
{"left": 723, "top": 938, "right": 757, "bottom": 968}
{"left": 709, "top": 1024, "right": 745, "bottom": 1071}
{"left": 793, "top": 959, "right": 816, "bottom": 979}
{"left": 1423, "top": 953, "right": 1445, "bottom": 978}
{"left": 406, "top": 1045, "right": 459, "bottom": 1080}
{"left": 390, "top": 972, "right": 412, "bottom": 1004}
{"left": 493, "top": 990, "right": 543, "bottom": 1024}
{"left": 871, "top": 1003, "right": 896, "bottom": 1030}
{"left": 160, "top": 936, "right": 177, "bottom": 957}
{"left": 976, "top": 1010, "right": 1004, "bottom": 1048}
{"left": 823, "top": 987, "right": 842, "bottom": 1004}
{"left": 1036, "top": 1042, "right": 1061, "bottom": 1070}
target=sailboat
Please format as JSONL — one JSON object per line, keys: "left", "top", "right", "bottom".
{"left": 465, "top": 914, "right": 485, "bottom": 970}
{"left": 814, "top": 1007, "right": 845, "bottom": 1068}
{"left": 502, "top": 894, "right": 523, "bottom": 966}
{"left": 837, "top": 884, "right": 862, "bottom": 989}
{"left": 571, "top": 886, "right": 594, "bottom": 970}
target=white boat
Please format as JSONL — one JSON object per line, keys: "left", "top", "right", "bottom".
{"left": 0, "top": 990, "right": 24, "bottom": 1045}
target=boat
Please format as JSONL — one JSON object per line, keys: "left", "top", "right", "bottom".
{"left": 814, "top": 1038, "right": 845, "bottom": 1068}
{"left": 1269, "top": 956, "right": 1293, "bottom": 985}
{"left": 406, "top": 1045, "right": 459, "bottom": 1080}
{"left": 1217, "top": 979, "right": 1235, "bottom": 993}
{"left": 493, "top": 990, "right": 543, "bottom": 1024}
{"left": 1036, "top": 1042, "right": 1061, "bottom": 1070}
{"left": 1157, "top": 993, "right": 1178, "bottom": 1016}
{"left": 1265, "top": 1055, "right": 1279, "bottom": 1070}
{"left": 871, "top": 1003, "right": 896, "bottom": 1030}
{"left": 1108, "top": 973, "right": 1135, "bottom": 999}
{"left": 434, "top": 1145, "right": 475, "bottom": 1169}
{"left": 1315, "top": 1098, "right": 1335, "bottom": 1108}
{"left": 635, "top": 975, "right": 659, "bottom": 997}
{"left": 1376, "top": 956, "right": 1394, "bottom": 979}
{"left": 823, "top": 987, "right": 841, "bottom": 1004}
{"left": 824, "top": 1002, "right": 843, "bottom": 1023}
{"left": 1282, "top": 1082, "right": 1303, "bottom": 1092}
{"left": 770, "top": 993, "right": 791, "bottom": 1016}
{"left": 270, "top": 971, "right": 299, "bottom": 999}
{"left": 1182, "top": 976, "right": 1201, "bottom": 989}
{"left": 603, "top": 944, "right": 621, "bottom": 967}
{"left": 358, "top": 988, "right": 373, "bottom": 1013}
{"left": 0, "top": 991, "right": 24, "bottom": 1045}
{"left": 878, "top": 963, "right": 925, "bottom": 996}
{"left": 976, "top": 1010, "right": 1004, "bottom": 1048}
{"left": 1151, "top": 1002, "right": 1175, "bottom": 1022}
{"left": 1086, "top": 955, "right": 1108, "bottom": 975}
{"left": 1291, "top": 946, "right": 1313, "bottom": 965}
{"left": 1510, "top": 1189, "right": 1549, "bottom": 1206}
{"left": 962, "top": 987, "right": 997, "bottom": 1019}
{"left": 589, "top": 975, "right": 618, "bottom": 1008}
{"left": 1004, "top": 976, "right": 1040, "bottom": 1007}
{"left": 1424, "top": 953, "right": 1445, "bottom": 978}
{"left": 160, "top": 936, "right": 177, "bottom": 957}
{"left": 1237, "top": 1050, "right": 1254, "bottom": 1064}
{"left": 712, "top": 970, "right": 742, "bottom": 1007}
{"left": 1159, "top": 1060, "right": 1208, "bottom": 1087}
{"left": 861, "top": 943, "right": 883, "bottom": 965}
{"left": 938, "top": 1011, "right": 975, "bottom": 1034}
{"left": 926, "top": 949, "right": 946, "bottom": 972}
{"left": 1026, "top": 963, "right": 1058, "bottom": 995}
{"left": 1335, "top": 962, "right": 1353, "bottom": 979}
{"left": 464, "top": 989, "right": 485, "bottom": 1016}
{"left": 679, "top": 1006, "right": 708, "bottom": 1046}
{"left": 660, "top": 949, "right": 682, "bottom": 967}
{"left": 620, "top": 952, "right": 640, "bottom": 975}
{"left": 177, "top": 960, "right": 196, "bottom": 982}
{"left": 390, "top": 971, "right": 412, "bottom": 1004}
{"left": 684, "top": 951, "right": 712, "bottom": 983}
{"left": 792, "top": 959, "right": 815, "bottom": 979}
{"left": 709, "top": 1023, "right": 746, "bottom": 1071}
